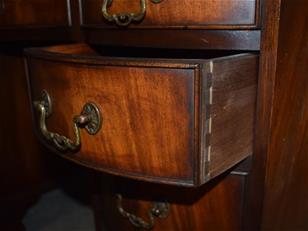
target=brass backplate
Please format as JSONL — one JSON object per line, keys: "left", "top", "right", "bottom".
{"left": 80, "top": 103, "right": 102, "bottom": 135}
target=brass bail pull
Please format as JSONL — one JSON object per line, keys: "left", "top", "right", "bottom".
{"left": 102, "top": 0, "right": 163, "bottom": 27}
{"left": 116, "top": 194, "right": 170, "bottom": 230}
{"left": 33, "top": 90, "right": 102, "bottom": 152}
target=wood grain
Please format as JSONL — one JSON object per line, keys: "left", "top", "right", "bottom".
{"left": 242, "top": 0, "right": 282, "bottom": 228}
{"left": 0, "top": 0, "right": 70, "bottom": 28}
{"left": 80, "top": 0, "right": 259, "bottom": 29}
{"left": 205, "top": 55, "right": 258, "bottom": 182}
{"left": 26, "top": 44, "right": 257, "bottom": 186}
{"left": 261, "top": 0, "right": 308, "bottom": 229}
{"left": 83, "top": 29, "right": 261, "bottom": 51}
{"left": 0, "top": 0, "right": 86, "bottom": 42}
{"left": 28, "top": 55, "right": 197, "bottom": 185}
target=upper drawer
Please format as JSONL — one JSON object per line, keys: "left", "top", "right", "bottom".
{"left": 80, "top": 0, "right": 260, "bottom": 28}
{"left": 25, "top": 44, "right": 257, "bottom": 187}
{"left": 0, "top": 0, "right": 71, "bottom": 28}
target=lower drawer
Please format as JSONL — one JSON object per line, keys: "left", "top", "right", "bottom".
{"left": 25, "top": 44, "right": 257, "bottom": 186}
{"left": 96, "top": 173, "right": 247, "bottom": 231}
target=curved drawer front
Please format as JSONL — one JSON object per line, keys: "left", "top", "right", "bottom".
{"left": 0, "top": 0, "right": 70, "bottom": 28}
{"left": 80, "top": 0, "right": 259, "bottom": 29}
{"left": 26, "top": 44, "right": 257, "bottom": 186}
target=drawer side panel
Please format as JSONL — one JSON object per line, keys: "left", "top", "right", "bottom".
{"left": 206, "top": 55, "right": 258, "bottom": 181}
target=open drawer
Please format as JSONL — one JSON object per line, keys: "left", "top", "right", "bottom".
{"left": 25, "top": 44, "right": 257, "bottom": 187}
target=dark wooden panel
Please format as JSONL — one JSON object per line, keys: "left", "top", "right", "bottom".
{"left": 95, "top": 173, "right": 246, "bottom": 231}
{"left": 0, "top": 0, "right": 4, "bottom": 15}
{"left": 0, "top": 52, "right": 53, "bottom": 230}
{"left": 83, "top": 29, "right": 261, "bottom": 51}
{"left": 0, "top": 0, "right": 84, "bottom": 42}
{"left": 0, "top": 0, "right": 70, "bottom": 28}
{"left": 0, "top": 27, "right": 72, "bottom": 42}
{"left": 261, "top": 0, "right": 308, "bottom": 229}
{"left": 81, "top": 0, "right": 259, "bottom": 29}
{"left": 242, "top": 0, "right": 282, "bottom": 229}
{"left": 0, "top": 53, "right": 50, "bottom": 196}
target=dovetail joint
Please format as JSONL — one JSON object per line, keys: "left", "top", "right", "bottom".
{"left": 205, "top": 65, "right": 213, "bottom": 164}
{"left": 200, "top": 63, "right": 214, "bottom": 184}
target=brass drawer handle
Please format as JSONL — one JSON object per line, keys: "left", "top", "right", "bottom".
{"left": 33, "top": 90, "right": 102, "bottom": 152}
{"left": 102, "top": 0, "right": 163, "bottom": 27}
{"left": 116, "top": 194, "right": 169, "bottom": 230}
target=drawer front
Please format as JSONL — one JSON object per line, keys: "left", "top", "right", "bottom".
{"left": 26, "top": 44, "right": 257, "bottom": 186}
{"left": 80, "top": 0, "right": 259, "bottom": 28}
{"left": 0, "top": 0, "right": 70, "bottom": 28}
{"left": 97, "top": 173, "right": 246, "bottom": 231}
{"left": 27, "top": 57, "right": 197, "bottom": 185}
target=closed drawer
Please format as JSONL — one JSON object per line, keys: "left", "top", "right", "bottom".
{"left": 100, "top": 173, "right": 247, "bottom": 230}
{"left": 80, "top": 0, "right": 259, "bottom": 28}
{"left": 25, "top": 44, "right": 257, "bottom": 187}
{"left": 0, "top": 0, "right": 70, "bottom": 28}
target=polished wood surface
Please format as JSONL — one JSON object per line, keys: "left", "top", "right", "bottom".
{"left": 243, "top": 0, "right": 282, "bottom": 229}
{"left": 25, "top": 44, "right": 257, "bottom": 186}
{"left": 1, "top": 0, "right": 306, "bottom": 229}
{"left": 0, "top": 0, "right": 70, "bottom": 27}
{"left": 82, "top": 0, "right": 261, "bottom": 51}
{"left": 95, "top": 173, "right": 246, "bottom": 231}
{"left": 243, "top": 0, "right": 308, "bottom": 230}
{"left": 81, "top": 0, "right": 259, "bottom": 29}
{"left": 261, "top": 0, "right": 308, "bottom": 229}
{"left": 0, "top": 0, "right": 84, "bottom": 42}
{"left": 84, "top": 29, "right": 261, "bottom": 51}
